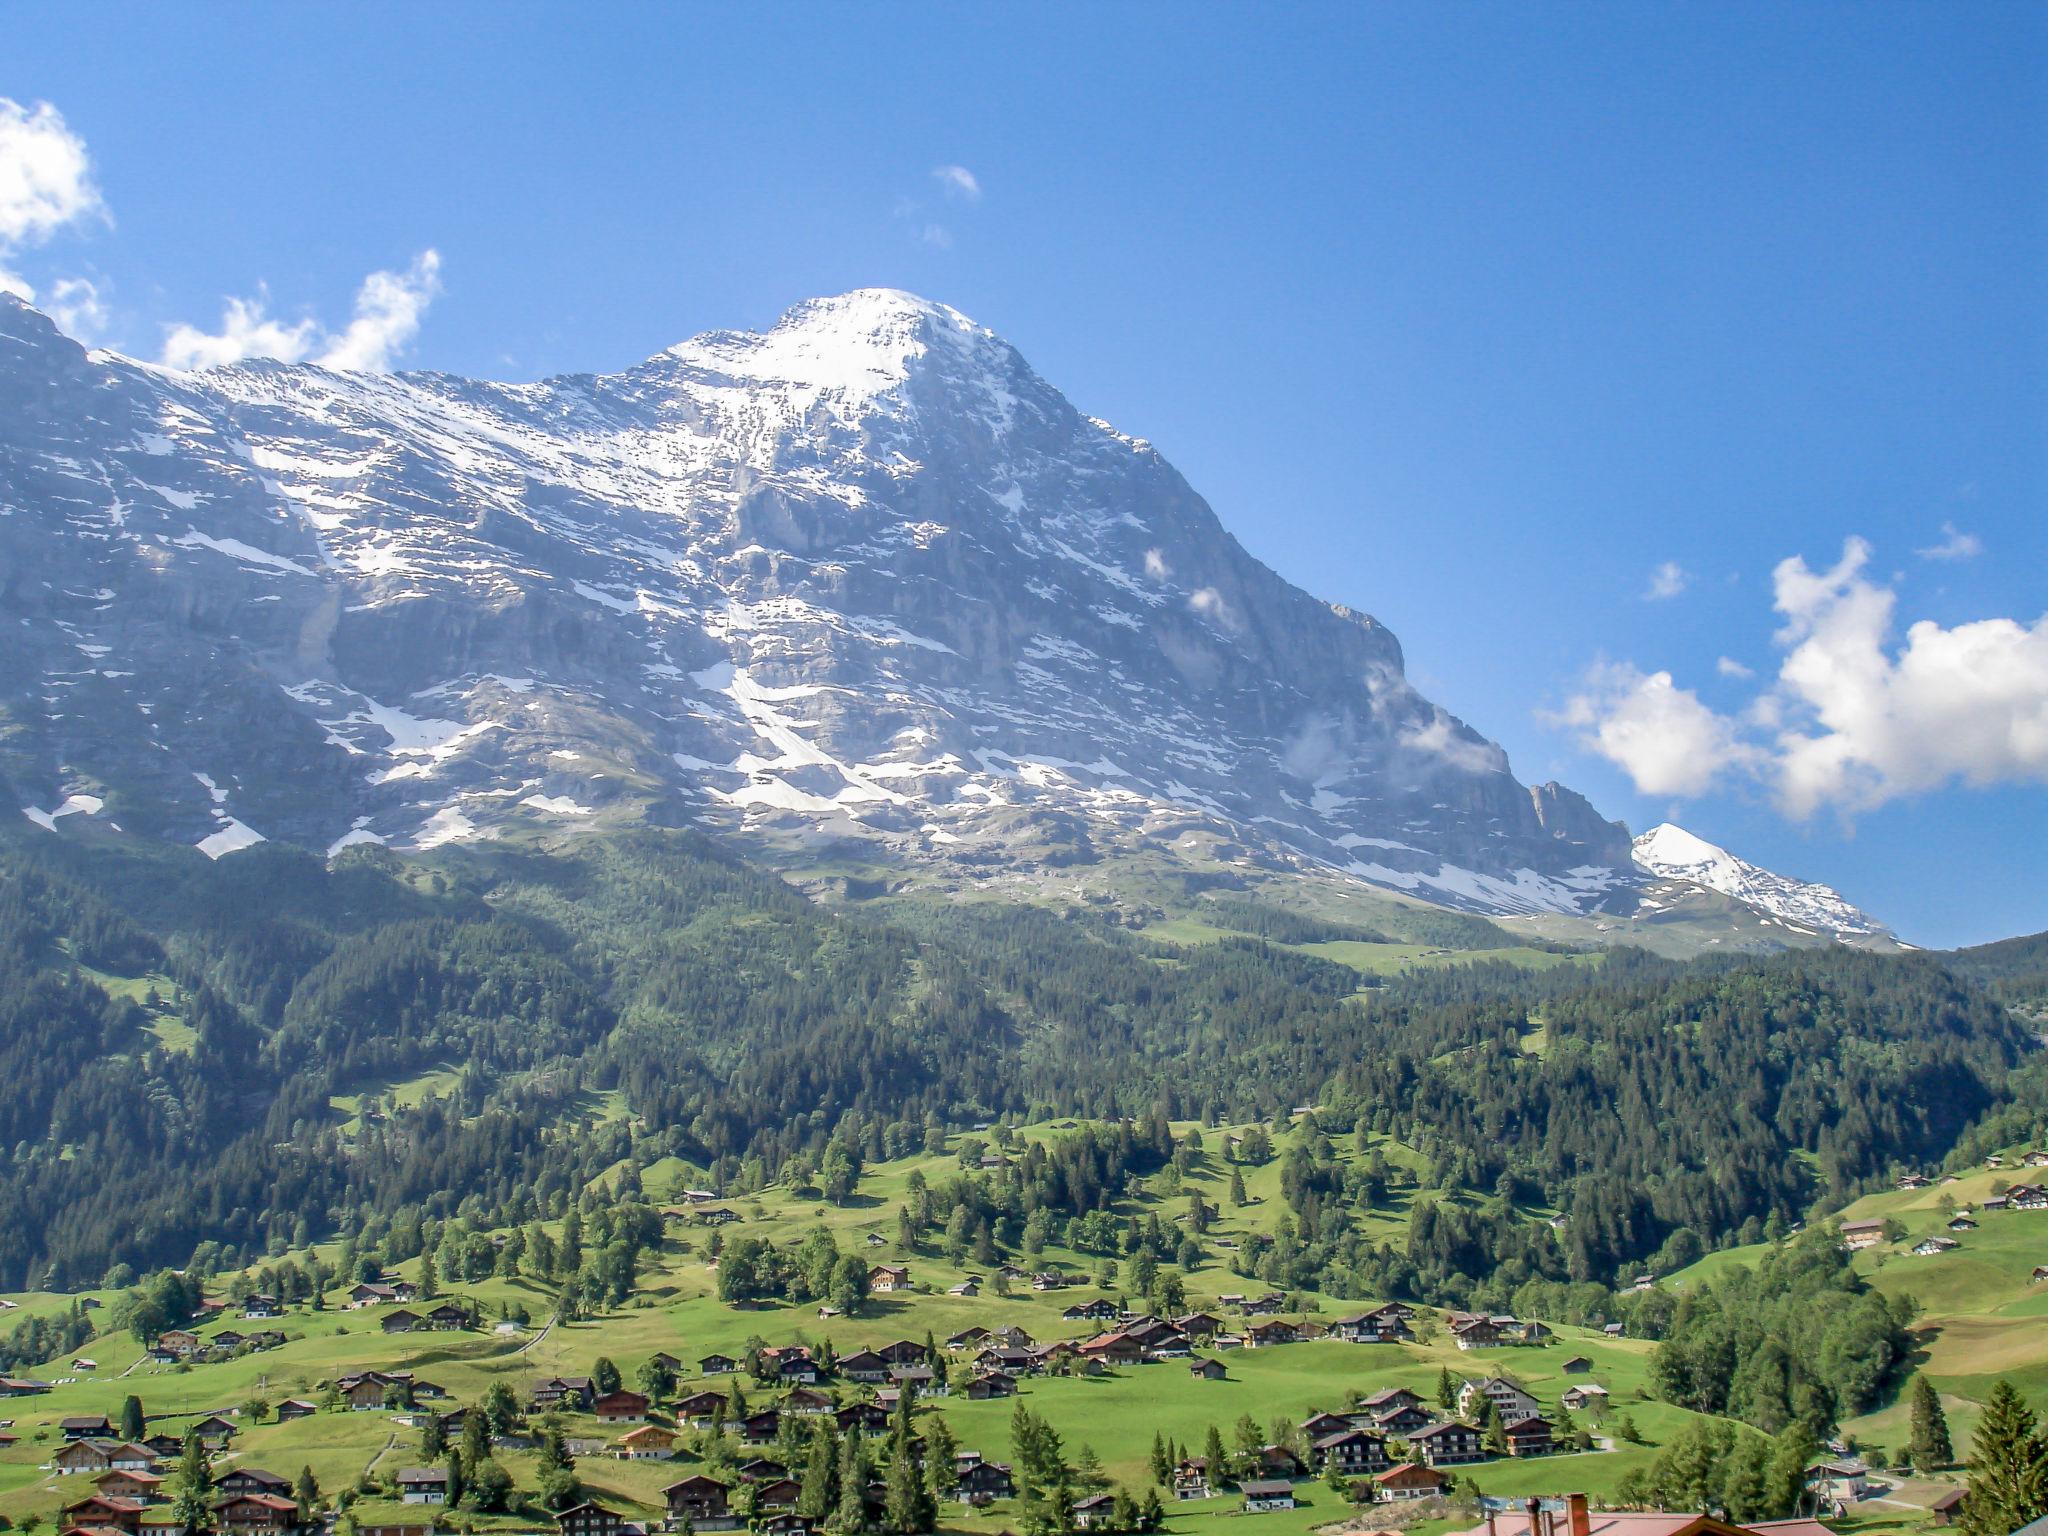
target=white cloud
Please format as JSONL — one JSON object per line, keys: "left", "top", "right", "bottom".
{"left": 1559, "top": 537, "right": 2048, "bottom": 817}
{"left": 314, "top": 249, "right": 441, "bottom": 371}
{"left": 1554, "top": 662, "right": 1758, "bottom": 798}
{"left": 932, "top": 164, "right": 981, "bottom": 201}
{"left": 161, "top": 290, "right": 321, "bottom": 370}
{"left": 916, "top": 224, "right": 952, "bottom": 250}
{"left": 160, "top": 250, "right": 441, "bottom": 373}
{"left": 1143, "top": 548, "right": 1170, "bottom": 581}
{"left": 46, "top": 275, "right": 106, "bottom": 340}
{"left": 0, "top": 97, "right": 107, "bottom": 302}
{"left": 1715, "top": 656, "right": 1754, "bottom": 679}
{"left": 1914, "top": 521, "right": 1982, "bottom": 562}
{"left": 1644, "top": 560, "right": 1689, "bottom": 601}
{"left": 1399, "top": 714, "right": 1509, "bottom": 776}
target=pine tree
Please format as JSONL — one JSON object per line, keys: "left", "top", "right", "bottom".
{"left": 800, "top": 1426, "right": 839, "bottom": 1520}
{"left": 1436, "top": 1366, "right": 1457, "bottom": 1411}
{"left": 420, "top": 1411, "right": 446, "bottom": 1461}
{"left": 830, "top": 1428, "right": 869, "bottom": 1534}
{"left": 1910, "top": 1376, "right": 1955, "bottom": 1473}
{"left": 1149, "top": 1432, "right": 1170, "bottom": 1484}
{"left": 1203, "top": 1425, "right": 1229, "bottom": 1488}
{"left": 294, "top": 1466, "right": 320, "bottom": 1522}
{"left": 924, "top": 1417, "right": 959, "bottom": 1504}
{"left": 884, "top": 1437, "right": 931, "bottom": 1534}
{"left": 1959, "top": 1379, "right": 2048, "bottom": 1536}
{"left": 171, "top": 1435, "right": 213, "bottom": 1535}
{"left": 1138, "top": 1486, "right": 1164, "bottom": 1531}
{"left": 417, "top": 1248, "right": 439, "bottom": 1301}
{"left": 1480, "top": 1398, "right": 1508, "bottom": 1456}
{"left": 460, "top": 1408, "right": 491, "bottom": 1473}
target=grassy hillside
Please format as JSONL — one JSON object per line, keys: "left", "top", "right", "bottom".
{"left": 7, "top": 1115, "right": 2043, "bottom": 1536}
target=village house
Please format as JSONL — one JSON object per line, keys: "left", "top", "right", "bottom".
{"left": 618, "top": 1424, "right": 678, "bottom": 1460}
{"left": 663, "top": 1474, "right": 737, "bottom": 1532}
{"left": 216, "top": 1471, "right": 289, "bottom": 1501}
{"left": 381, "top": 1309, "right": 424, "bottom": 1334}
{"left": 1313, "top": 1429, "right": 1390, "bottom": 1474}
{"left": 274, "top": 1399, "right": 318, "bottom": 1423}
{"left": 1840, "top": 1220, "right": 1887, "bottom": 1251}
{"left": 1372, "top": 1463, "right": 1451, "bottom": 1501}
{"left": 53, "top": 1440, "right": 118, "bottom": 1475}
{"left": 698, "top": 1352, "right": 738, "bottom": 1375}
{"left": 1331, "top": 1304, "right": 1412, "bottom": 1343}
{"left": 676, "top": 1391, "right": 730, "bottom": 1430}
{"left": 0, "top": 1375, "right": 52, "bottom": 1396}
{"left": 1560, "top": 1356, "right": 1595, "bottom": 1374}
{"left": 1240, "top": 1480, "right": 1298, "bottom": 1513}
{"left": 1358, "top": 1386, "right": 1423, "bottom": 1415}
{"left": 1806, "top": 1460, "right": 1873, "bottom": 1508}
{"left": 837, "top": 1350, "right": 891, "bottom": 1384}
{"left": 753, "top": 1479, "right": 801, "bottom": 1514}
{"left": 532, "top": 1376, "right": 596, "bottom": 1412}
{"left": 62, "top": 1492, "right": 146, "bottom": 1532}
{"left": 1172, "top": 1459, "right": 1211, "bottom": 1500}
{"left": 955, "top": 1459, "right": 1015, "bottom": 1505}
{"left": 1560, "top": 1384, "right": 1610, "bottom": 1413}
{"left": 946, "top": 1328, "right": 990, "bottom": 1351}
{"left": 213, "top": 1492, "right": 299, "bottom": 1533}
{"left": 1188, "top": 1357, "right": 1228, "bottom": 1381}
{"left": 1061, "top": 1298, "right": 1120, "bottom": 1322}
{"left": 593, "top": 1390, "right": 650, "bottom": 1424}
{"left": 782, "top": 1388, "right": 834, "bottom": 1417}
{"left": 1244, "top": 1319, "right": 1301, "bottom": 1348}
{"left": 554, "top": 1502, "right": 628, "bottom": 1536}
{"left": 1410, "top": 1421, "right": 1487, "bottom": 1466}
{"left": 1460, "top": 1377, "right": 1542, "bottom": 1422}
{"left": 1071, "top": 1492, "right": 1118, "bottom": 1529}
{"left": 95, "top": 1469, "right": 166, "bottom": 1503}
{"left": 1449, "top": 1315, "right": 1503, "bottom": 1350}
{"left": 396, "top": 1468, "right": 449, "bottom": 1505}
{"left": 1372, "top": 1403, "right": 1435, "bottom": 1438}
{"left": 1913, "top": 1236, "right": 1960, "bottom": 1256}
{"left": 868, "top": 1264, "right": 912, "bottom": 1292}
{"left": 2007, "top": 1184, "right": 2048, "bottom": 1210}
{"left": 1505, "top": 1415, "right": 1555, "bottom": 1456}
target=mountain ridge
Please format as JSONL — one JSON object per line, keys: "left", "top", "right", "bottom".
{"left": 0, "top": 288, "right": 1880, "bottom": 942}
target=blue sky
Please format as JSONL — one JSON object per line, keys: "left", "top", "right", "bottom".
{"left": 5, "top": 4, "right": 2043, "bottom": 946}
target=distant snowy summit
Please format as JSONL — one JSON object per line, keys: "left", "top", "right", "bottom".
{"left": 1632, "top": 823, "right": 1893, "bottom": 940}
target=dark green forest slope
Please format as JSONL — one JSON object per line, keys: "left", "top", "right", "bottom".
{"left": 0, "top": 825, "right": 2039, "bottom": 1298}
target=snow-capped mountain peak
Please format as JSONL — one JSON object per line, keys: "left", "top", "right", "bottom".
{"left": 1632, "top": 822, "right": 1891, "bottom": 938}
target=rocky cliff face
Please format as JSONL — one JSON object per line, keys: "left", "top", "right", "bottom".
{"left": 1, "top": 287, "right": 1643, "bottom": 911}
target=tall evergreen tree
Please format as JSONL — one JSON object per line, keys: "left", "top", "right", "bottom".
{"left": 1959, "top": 1379, "right": 2048, "bottom": 1536}
{"left": 1910, "top": 1376, "right": 1955, "bottom": 1473}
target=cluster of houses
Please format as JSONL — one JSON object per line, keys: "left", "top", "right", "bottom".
{"left": 144, "top": 1326, "right": 287, "bottom": 1365}
{"left": 647, "top": 1442, "right": 1021, "bottom": 1535}
{"left": 44, "top": 1415, "right": 316, "bottom": 1536}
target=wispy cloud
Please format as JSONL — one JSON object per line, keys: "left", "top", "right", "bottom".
{"left": 1715, "top": 656, "right": 1754, "bottom": 680}
{"left": 1644, "top": 560, "right": 1689, "bottom": 601}
{"left": 160, "top": 250, "right": 442, "bottom": 373}
{"left": 1557, "top": 537, "right": 2048, "bottom": 817}
{"left": 932, "top": 164, "right": 981, "bottom": 201}
{"left": 0, "top": 97, "right": 108, "bottom": 310}
{"left": 1915, "top": 521, "right": 1982, "bottom": 562}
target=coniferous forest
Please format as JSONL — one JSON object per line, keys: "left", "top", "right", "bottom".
{"left": 0, "top": 824, "right": 2039, "bottom": 1300}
